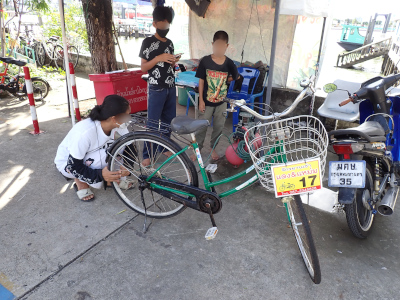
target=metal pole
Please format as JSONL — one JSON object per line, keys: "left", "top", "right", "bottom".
{"left": 264, "top": 0, "right": 280, "bottom": 113}
{"left": 58, "top": 0, "right": 75, "bottom": 126}
{"left": 0, "top": 1, "right": 4, "bottom": 57}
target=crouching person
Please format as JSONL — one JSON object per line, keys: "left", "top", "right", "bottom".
{"left": 54, "top": 95, "right": 134, "bottom": 201}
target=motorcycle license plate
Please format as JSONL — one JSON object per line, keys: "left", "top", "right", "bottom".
{"left": 328, "top": 161, "right": 366, "bottom": 188}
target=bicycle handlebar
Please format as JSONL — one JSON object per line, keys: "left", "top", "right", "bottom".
{"left": 225, "top": 84, "right": 310, "bottom": 121}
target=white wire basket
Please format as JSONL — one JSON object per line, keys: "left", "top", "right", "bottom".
{"left": 244, "top": 115, "right": 329, "bottom": 192}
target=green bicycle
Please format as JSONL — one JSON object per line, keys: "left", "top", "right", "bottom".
{"left": 106, "top": 76, "right": 328, "bottom": 284}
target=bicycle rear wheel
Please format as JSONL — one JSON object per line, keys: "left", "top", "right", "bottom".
{"left": 108, "top": 132, "right": 198, "bottom": 218}
{"left": 67, "top": 45, "right": 79, "bottom": 69}
{"left": 31, "top": 78, "right": 50, "bottom": 100}
{"left": 54, "top": 45, "right": 64, "bottom": 70}
{"left": 54, "top": 45, "right": 79, "bottom": 70}
{"left": 285, "top": 195, "right": 321, "bottom": 284}
{"left": 36, "top": 44, "right": 46, "bottom": 67}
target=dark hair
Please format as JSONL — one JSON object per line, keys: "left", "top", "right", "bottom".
{"left": 153, "top": 6, "right": 173, "bottom": 23}
{"left": 213, "top": 31, "right": 229, "bottom": 43}
{"left": 89, "top": 95, "right": 130, "bottom": 121}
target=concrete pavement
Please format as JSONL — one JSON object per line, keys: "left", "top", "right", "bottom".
{"left": 0, "top": 80, "right": 399, "bottom": 299}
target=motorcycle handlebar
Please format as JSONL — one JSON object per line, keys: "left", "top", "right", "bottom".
{"left": 338, "top": 97, "right": 354, "bottom": 107}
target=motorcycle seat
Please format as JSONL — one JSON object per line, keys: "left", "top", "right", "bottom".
{"left": 328, "top": 121, "right": 386, "bottom": 142}
{"left": 171, "top": 115, "right": 209, "bottom": 135}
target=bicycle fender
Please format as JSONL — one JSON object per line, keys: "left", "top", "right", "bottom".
{"left": 31, "top": 77, "right": 50, "bottom": 86}
{"left": 338, "top": 187, "right": 356, "bottom": 205}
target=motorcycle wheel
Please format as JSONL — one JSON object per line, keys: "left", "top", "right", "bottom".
{"left": 344, "top": 163, "right": 375, "bottom": 239}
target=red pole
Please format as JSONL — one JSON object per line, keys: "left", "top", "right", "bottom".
{"left": 69, "top": 63, "right": 81, "bottom": 121}
{"left": 23, "top": 66, "right": 43, "bottom": 135}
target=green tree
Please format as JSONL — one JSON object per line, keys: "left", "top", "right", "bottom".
{"left": 41, "top": 1, "right": 88, "bottom": 52}
{"left": 81, "top": 0, "right": 117, "bottom": 73}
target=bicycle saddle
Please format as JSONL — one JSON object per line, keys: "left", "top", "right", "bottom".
{"left": 171, "top": 115, "right": 209, "bottom": 135}
{"left": 11, "top": 59, "right": 27, "bottom": 67}
{"left": 0, "top": 57, "right": 27, "bottom": 66}
{"left": 0, "top": 57, "right": 14, "bottom": 64}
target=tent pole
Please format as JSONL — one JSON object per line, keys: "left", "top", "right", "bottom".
{"left": 264, "top": 0, "right": 280, "bottom": 115}
{"left": 58, "top": 0, "right": 75, "bottom": 126}
{"left": 316, "top": 17, "right": 326, "bottom": 68}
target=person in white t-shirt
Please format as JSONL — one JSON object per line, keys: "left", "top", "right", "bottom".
{"left": 54, "top": 95, "right": 133, "bottom": 201}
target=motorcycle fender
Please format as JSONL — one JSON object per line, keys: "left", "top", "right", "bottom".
{"left": 338, "top": 187, "right": 356, "bottom": 204}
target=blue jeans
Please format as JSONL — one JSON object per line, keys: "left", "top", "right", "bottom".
{"left": 143, "top": 85, "right": 176, "bottom": 160}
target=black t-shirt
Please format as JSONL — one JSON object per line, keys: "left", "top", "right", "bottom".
{"left": 139, "top": 35, "right": 175, "bottom": 88}
{"left": 195, "top": 55, "right": 239, "bottom": 106}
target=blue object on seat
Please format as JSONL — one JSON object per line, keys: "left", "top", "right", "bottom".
{"left": 227, "top": 67, "right": 266, "bottom": 131}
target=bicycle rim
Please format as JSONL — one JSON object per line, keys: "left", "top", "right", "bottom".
{"left": 67, "top": 46, "right": 79, "bottom": 69}
{"left": 36, "top": 44, "right": 46, "bottom": 66}
{"left": 108, "top": 133, "right": 196, "bottom": 218}
{"left": 286, "top": 196, "right": 321, "bottom": 284}
{"left": 54, "top": 45, "right": 64, "bottom": 70}
{"left": 32, "top": 79, "right": 49, "bottom": 100}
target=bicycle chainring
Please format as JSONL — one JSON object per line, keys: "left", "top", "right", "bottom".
{"left": 198, "top": 193, "right": 222, "bottom": 214}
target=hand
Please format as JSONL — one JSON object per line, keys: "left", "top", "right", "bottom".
{"left": 199, "top": 100, "right": 205, "bottom": 113}
{"left": 157, "top": 53, "right": 175, "bottom": 64}
{"left": 102, "top": 166, "right": 122, "bottom": 183}
{"left": 174, "top": 56, "right": 181, "bottom": 64}
{"left": 120, "top": 166, "right": 130, "bottom": 177}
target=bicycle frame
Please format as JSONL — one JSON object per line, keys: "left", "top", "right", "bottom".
{"left": 144, "top": 134, "right": 286, "bottom": 199}
{"left": 140, "top": 81, "right": 316, "bottom": 200}
{"left": 0, "top": 63, "right": 10, "bottom": 84}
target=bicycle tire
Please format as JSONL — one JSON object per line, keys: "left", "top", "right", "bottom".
{"left": 286, "top": 195, "right": 321, "bottom": 284}
{"left": 36, "top": 43, "right": 46, "bottom": 67}
{"left": 31, "top": 77, "right": 50, "bottom": 100}
{"left": 54, "top": 44, "right": 65, "bottom": 70}
{"left": 68, "top": 45, "right": 79, "bottom": 69}
{"left": 108, "top": 131, "right": 198, "bottom": 219}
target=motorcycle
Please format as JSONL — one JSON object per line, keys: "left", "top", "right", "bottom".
{"left": 321, "top": 72, "right": 400, "bottom": 238}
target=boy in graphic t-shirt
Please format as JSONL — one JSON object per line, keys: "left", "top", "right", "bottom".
{"left": 193, "top": 30, "right": 239, "bottom": 161}
{"left": 139, "top": 6, "right": 180, "bottom": 166}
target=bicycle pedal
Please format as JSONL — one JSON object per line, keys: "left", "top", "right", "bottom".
{"left": 205, "top": 164, "right": 217, "bottom": 173}
{"left": 205, "top": 227, "right": 218, "bottom": 240}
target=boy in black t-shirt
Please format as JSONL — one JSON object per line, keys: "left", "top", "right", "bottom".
{"left": 193, "top": 31, "right": 239, "bottom": 161}
{"left": 139, "top": 6, "right": 180, "bottom": 166}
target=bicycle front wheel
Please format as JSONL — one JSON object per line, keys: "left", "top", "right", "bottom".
{"left": 108, "top": 132, "right": 198, "bottom": 218}
{"left": 285, "top": 196, "right": 321, "bottom": 284}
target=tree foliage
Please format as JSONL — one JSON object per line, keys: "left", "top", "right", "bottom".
{"left": 41, "top": 1, "right": 89, "bottom": 51}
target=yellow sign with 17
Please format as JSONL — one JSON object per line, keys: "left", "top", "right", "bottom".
{"left": 271, "top": 158, "right": 322, "bottom": 198}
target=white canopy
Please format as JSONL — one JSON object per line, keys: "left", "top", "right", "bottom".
{"left": 280, "top": 0, "right": 330, "bottom": 18}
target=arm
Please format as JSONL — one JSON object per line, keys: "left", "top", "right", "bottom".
{"left": 66, "top": 154, "right": 104, "bottom": 185}
{"left": 141, "top": 57, "right": 159, "bottom": 73}
{"left": 199, "top": 79, "right": 205, "bottom": 107}
{"left": 66, "top": 155, "right": 126, "bottom": 184}
{"left": 195, "top": 58, "right": 207, "bottom": 112}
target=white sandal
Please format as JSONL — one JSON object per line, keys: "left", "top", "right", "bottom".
{"left": 73, "top": 184, "right": 95, "bottom": 202}
{"left": 119, "top": 178, "right": 135, "bottom": 190}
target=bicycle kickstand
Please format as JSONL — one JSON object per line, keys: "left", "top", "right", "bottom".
{"left": 204, "top": 203, "right": 218, "bottom": 240}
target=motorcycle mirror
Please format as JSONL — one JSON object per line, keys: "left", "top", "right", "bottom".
{"left": 323, "top": 83, "right": 337, "bottom": 93}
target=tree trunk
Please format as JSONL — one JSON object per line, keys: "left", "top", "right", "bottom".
{"left": 81, "top": 0, "right": 117, "bottom": 73}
